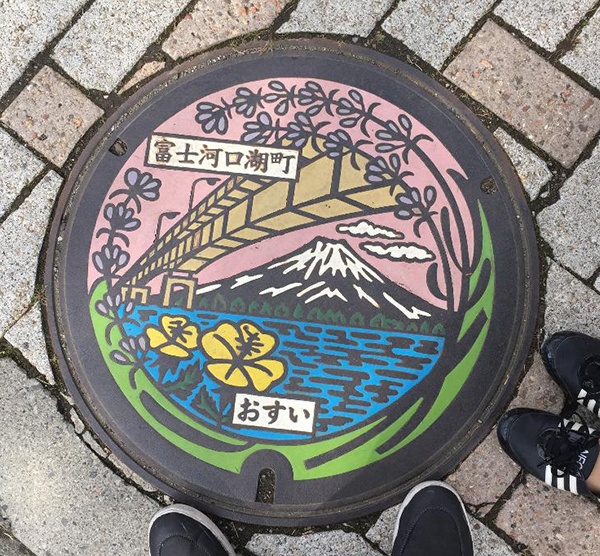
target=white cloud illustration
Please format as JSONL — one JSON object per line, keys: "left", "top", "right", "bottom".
{"left": 360, "top": 242, "right": 435, "bottom": 262}
{"left": 337, "top": 220, "right": 404, "bottom": 240}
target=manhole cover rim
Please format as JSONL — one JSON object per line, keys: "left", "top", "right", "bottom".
{"left": 44, "top": 38, "right": 539, "bottom": 526}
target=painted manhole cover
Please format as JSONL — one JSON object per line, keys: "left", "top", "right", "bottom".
{"left": 46, "top": 40, "right": 538, "bottom": 525}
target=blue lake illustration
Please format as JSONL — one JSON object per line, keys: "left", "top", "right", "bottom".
{"left": 122, "top": 305, "right": 445, "bottom": 441}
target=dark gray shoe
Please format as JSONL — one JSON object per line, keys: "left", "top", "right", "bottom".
{"left": 148, "top": 504, "right": 235, "bottom": 556}
{"left": 391, "top": 481, "right": 473, "bottom": 556}
{"left": 542, "top": 331, "right": 600, "bottom": 416}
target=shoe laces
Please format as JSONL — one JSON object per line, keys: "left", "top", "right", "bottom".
{"left": 538, "top": 419, "right": 598, "bottom": 478}
{"left": 580, "top": 357, "right": 600, "bottom": 395}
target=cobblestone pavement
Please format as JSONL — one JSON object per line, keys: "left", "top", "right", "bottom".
{"left": 2, "top": 1, "right": 600, "bottom": 555}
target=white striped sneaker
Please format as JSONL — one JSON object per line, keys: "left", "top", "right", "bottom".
{"left": 542, "top": 331, "right": 600, "bottom": 416}
{"left": 497, "top": 408, "right": 600, "bottom": 500}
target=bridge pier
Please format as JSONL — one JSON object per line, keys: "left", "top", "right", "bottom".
{"left": 161, "top": 274, "right": 197, "bottom": 309}
{"left": 121, "top": 285, "right": 150, "bottom": 304}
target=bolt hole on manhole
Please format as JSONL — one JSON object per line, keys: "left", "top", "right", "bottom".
{"left": 45, "top": 39, "right": 538, "bottom": 526}
{"left": 480, "top": 176, "right": 498, "bottom": 194}
{"left": 109, "top": 138, "right": 127, "bottom": 156}
{"left": 256, "top": 469, "right": 276, "bottom": 504}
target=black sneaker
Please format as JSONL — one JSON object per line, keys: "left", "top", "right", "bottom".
{"left": 148, "top": 504, "right": 235, "bottom": 556}
{"left": 497, "top": 408, "right": 600, "bottom": 499}
{"left": 542, "top": 331, "right": 600, "bottom": 416}
{"left": 391, "top": 481, "right": 473, "bottom": 556}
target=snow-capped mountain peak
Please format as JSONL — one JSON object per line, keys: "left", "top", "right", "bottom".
{"left": 268, "top": 238, "right": 384, "bottom": 283}
{"left": 195, "top": 237, "right": 436, "bottom": 321}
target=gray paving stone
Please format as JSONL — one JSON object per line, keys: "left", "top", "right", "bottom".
{"left": 495, "top": 0, "right": 597, "bottom": 51}
{"left": 446, "top": 354, "right": 564, "bottom": 516}
{"left": 277, "top": 0, "right": 392, "bottom": 37}
{"left": 367, "top": 503, "right": 517, "bottom": 555}
{"left": 0, "top": 0, "right": 87, "bottom": 98}
{"left": 107, "top": 454, "right": 158, "bottom": 493}
{"left": 0, "top": 357, "right": 159, "bottom": 556}
{"left": 53, "top": 0, "right": 189, "bottom": 92}
{"left": 538, "top": 145, "right": 600, "bottom": 278}
{"left": 247, "top": 530, "right": 380, "bottom": 555}
{"left": 0, "top": 528, "right": 34, "bottom": 556}
{"left": 562, "top": 11, "right": 600, "bottom": 90}
{"left": 382, "top": 0, "right": 495, "bottom": 69}
{"left": 165, "top": 0, "right": 291, "bottom": 60}
{"left": 0, "top": 129, "right": 44, "bottom": 218}
{"left": 446, "top": 430, "right": 520, "bottom": 516}
{"left": 445, "top": 21, "right": 600, "bottom": 167}
{"left": 495, "top": 476, "right": 600, "bottom": 556}
{"left": 493, "top": 128, "right": 552, "bottom": 200}
{"left": 5, "top": 302, "right": 55, "bottom": 385}
{"left": 508, "top": 353, "right": 565, "bottom": 413}
{"left": 119, "top": 61, "right": 166, "bottom": 94}
{"left": 82, "top": 431, "right": 109, "bottom": 457}
{"left": 1, "top": 66, "right": 103, "bottom": 166}
{"left": 70, "top": 408, "right": 85, "bottom": 434}
{"left": 0, "top": 171, "right": 61, "bottom": 337}
{"left": 544, "top": 260, "right": 600, "bottom": 337}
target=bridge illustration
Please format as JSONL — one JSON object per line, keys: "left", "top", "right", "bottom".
{"left": 117, "top": 141, "right": 401, "bottom": 306}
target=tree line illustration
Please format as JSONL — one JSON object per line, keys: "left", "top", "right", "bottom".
{"left": 162, "top": 291, "right": 446, "bottom": 335}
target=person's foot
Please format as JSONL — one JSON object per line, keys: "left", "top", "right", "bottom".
{"left": 391, "top": 481, "right": 473, "bottom": 556}
{"left": 497, "top": 408, "right": 600, "bottom": 499}
{"left": 148, "top": 504, "right": 235, "bottom": 556}
{"left": 542, "top": 331, "right": 600, "bottom": 415}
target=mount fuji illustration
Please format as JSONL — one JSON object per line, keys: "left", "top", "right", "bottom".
{"left": 195, "top": 237, "right": 439, "bottom": 322}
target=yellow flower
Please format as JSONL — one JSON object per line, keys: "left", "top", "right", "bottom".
{"left": 146, "top": 315, "right": 199, "bottom": 358}
{"left": 201, "top": 321, "right": 285, "bottom": 392}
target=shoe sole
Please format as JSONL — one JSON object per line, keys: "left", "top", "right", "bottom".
{"left": 392, "top": 480, "right": 473, "bottom": 551}
{"left": 148, "top": 504, "right": 236, "bottom": 556}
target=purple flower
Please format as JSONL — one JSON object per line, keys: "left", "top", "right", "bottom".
{"left": 262, "top": 81, "right": 296, "bottom": 115}
{"left": 108, "top": 168, "right": 162, "bottom": 211}
{"left": 336, "top": 97, "right": 357, "bottom": 116}
{"left": 376, "top": 119, "right": 404, "bottom": 142}
{"left": 119, "top": 335, "right": 146, "bottom": 355}
{"left": 423, "top": 186, "right": 437, "bottom": 208}
{"left": 95, "top": 292, "right": 123, "bottom": 316}
{"left": 298, "top": 81, "right": 324, "bottom": 105}
{"left": 324, "top": 129, "right": 352, "bottom": 159}
{"left": 233, "top": 87, "right": 263, "bottom": 118}
{"left": 283, "top": 112, "right": 315, "bottom": 149}
{"left": 394, "top": 186, "right": 423, "bottom": 219}
{"left": 111, "top": 350, "right": 130, "bottom": 365}
{"left": 92, "top": 244, "right": 130, "bottom": 274}
{"left": 124, "top": 167, "right": 161, "bottom": 201}
{"left": 242, "top": 112, "right": 274, "bottom": 144}
{"left": 195, "top": 102, "right": 229, "bottom": 134}
{"left": 398, "top": 114, "right": 412, "bottom": 133}
{"left": 365, "top": 157, "right": 391, "bottom": 184}
{"left": 104, "top": 202, "right": 140, "bottom": 232}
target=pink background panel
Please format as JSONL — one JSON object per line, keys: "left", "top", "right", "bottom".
{"left": 89, "top": 79, "right": 476, "bottom": 308}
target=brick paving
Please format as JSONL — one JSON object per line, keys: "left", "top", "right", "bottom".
{"left": 561, "top": 9, "right": 600, "bottom": 90}
{"left": 494, "top": 0, "right": 597, "bottom": 51}
{"left": 492, "top": 128, "right": 552, "bottom": 200}
{"left": 1, "top": 67, "right": 103, "bottom": 165}
{"left": 382, "top": 0, "right": 495, "bottom": 69}
{"left": 2, "top": 1, "right": 600, "bottom": 555}
{"left": 445, "top": 21, "right": 600, "bottom": 167}
{"left": 52, "top": 0, "right": 191, "bottom": 91}
{"left": 538, "top": 144, "right": 600, "bottom": 278}
{"left": 165, "top": 0, "right": 291, "bottom": 59}
{"left": 277, "top": 0, "right": 392, "bottom": 36}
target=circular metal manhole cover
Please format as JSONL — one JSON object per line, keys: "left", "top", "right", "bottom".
{"left": 45, "top": 40, "right": 538, "bottom": 525}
